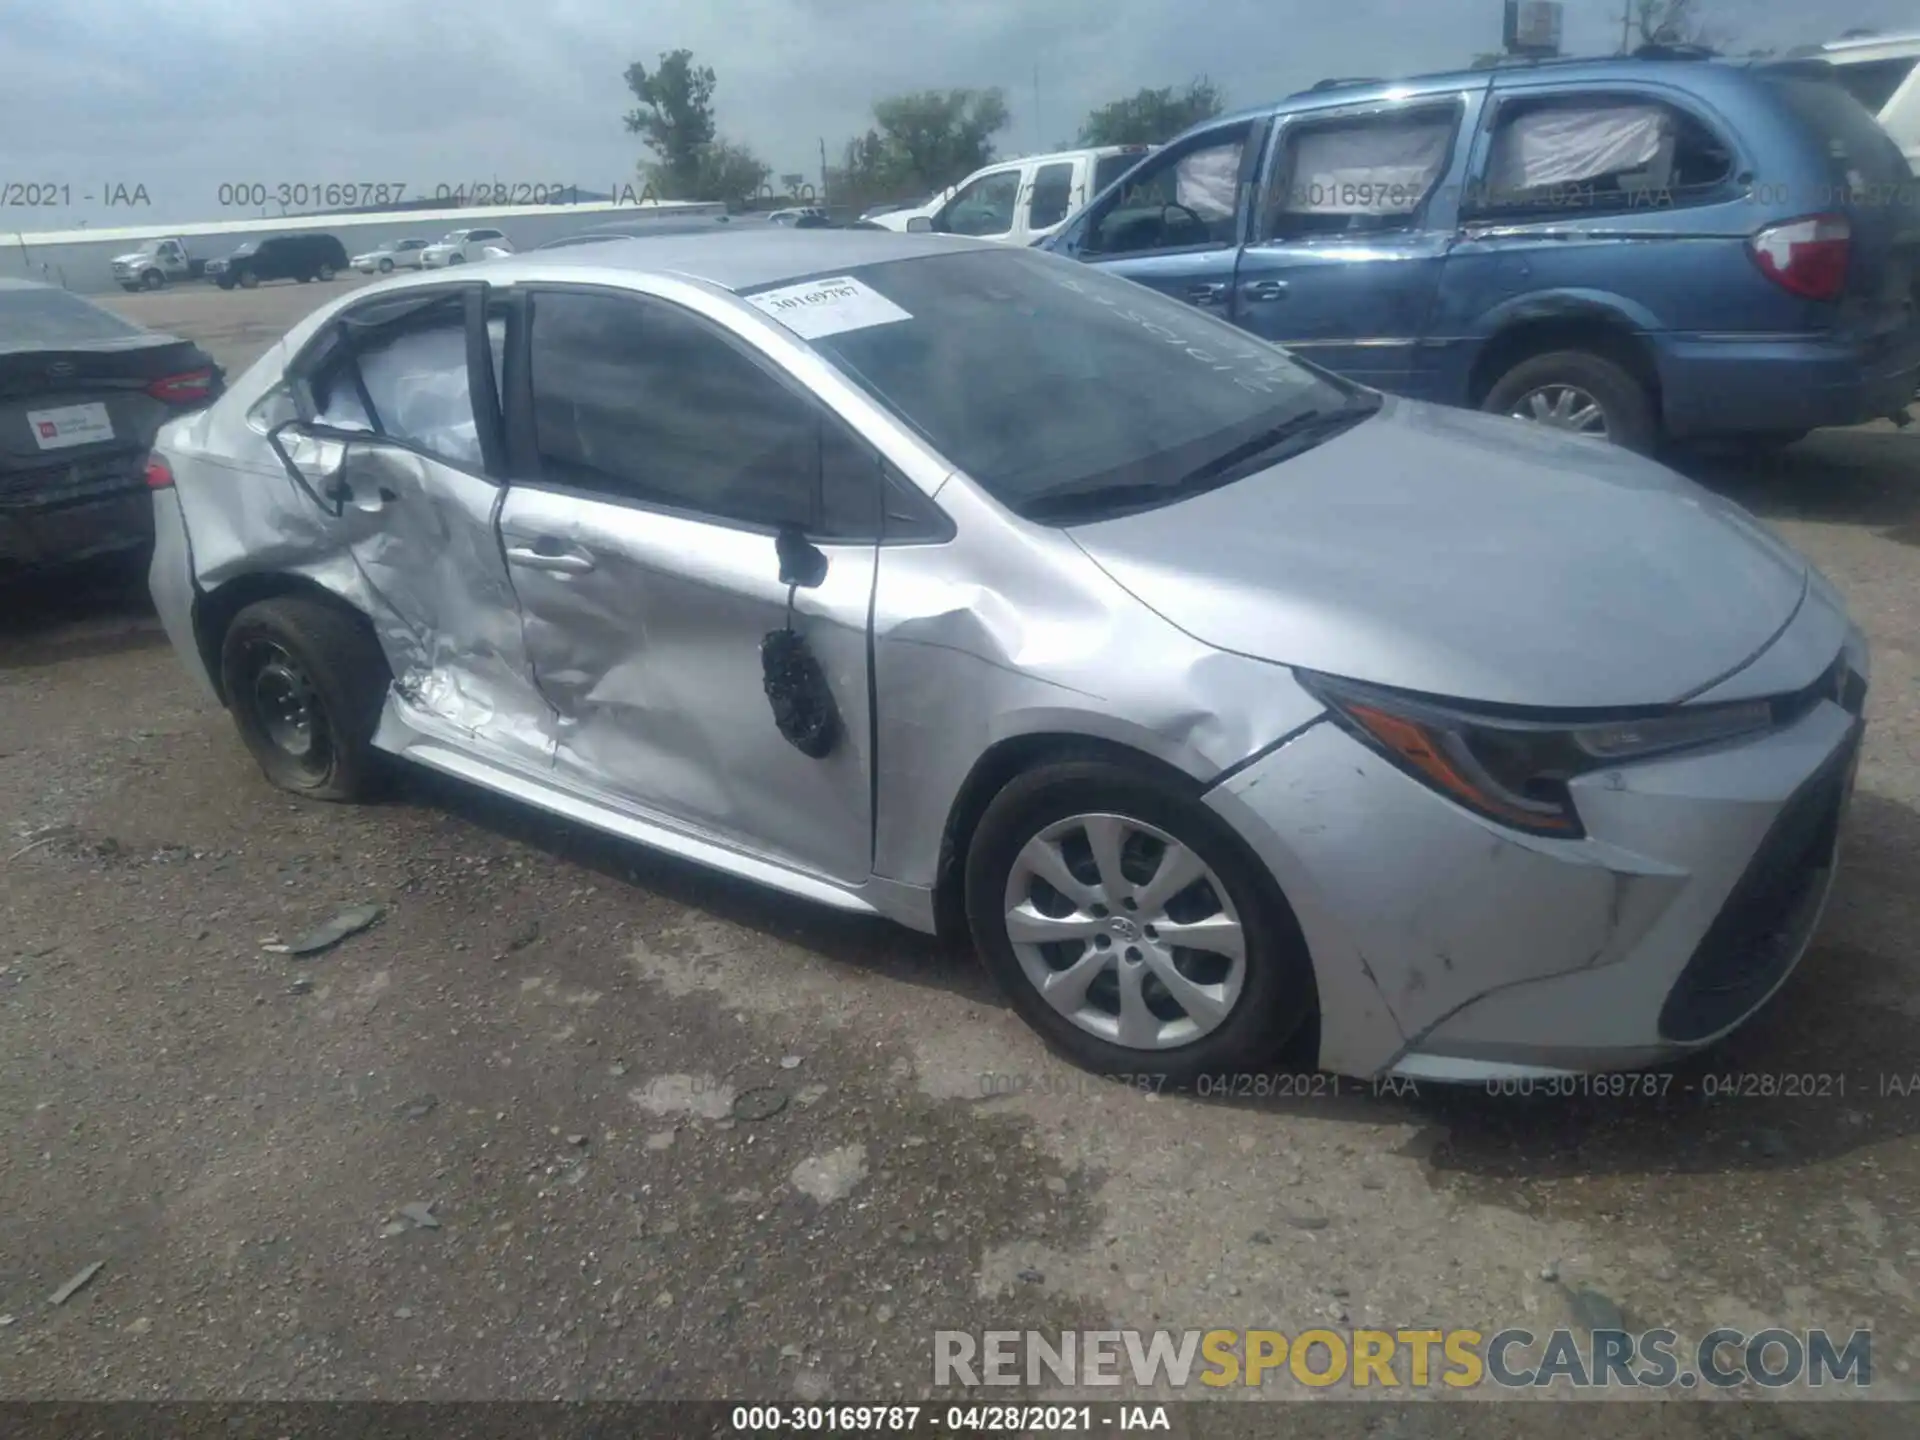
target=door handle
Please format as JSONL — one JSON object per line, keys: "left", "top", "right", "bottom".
{"left": 506, "top": 544, "right": 595, "bottom": 575}
{"left": 1244, "top": 279, "right": 1290, "bottom": 302}
{"left": 1186, "top": 282, "right": 1227, "bottom": 305}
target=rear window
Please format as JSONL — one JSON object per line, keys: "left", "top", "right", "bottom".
{"left": 1765, "top": 73, "right": 1912, "bottom": 183}
{"left": 1829, "top": 56, "right": 1916, "bottom": 117}
{"left": 0, "top": 287, "right": 144, "bottom": 344}
{"left": 1093, "top": 152, "right": 1144, "bottom": 194}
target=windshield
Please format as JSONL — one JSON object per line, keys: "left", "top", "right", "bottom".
{"left": 0, "top": 286, "right": 145, "bottom": 344}
{"left": 746, "top": 247, "right": 1354, "bottom": 518}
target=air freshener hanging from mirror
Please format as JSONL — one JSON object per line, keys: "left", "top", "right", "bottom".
{"left": 761, "top": 579, "right": 840, "bottom": 759}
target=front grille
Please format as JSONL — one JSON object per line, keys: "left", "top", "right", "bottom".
{"left": 1657, "top": 724, "right": 1860, "bottom": 1043}
{"left": 0, "top": 447, "right": 148, "bottom": 509}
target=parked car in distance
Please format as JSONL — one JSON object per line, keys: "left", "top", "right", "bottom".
{"left": 421, "top": 229, "right": 513, "bottom": 268}
{"left": 880, "top": 147, "right": 1155, "bottom": 247}
{"left": 2, "top": 279, "right": 222, "bottom": 576}
{"left": 206, "top": 233, "right": 351, "bottom": 290}
{"left": 109, "top": 237, "right": 208, "bottom": 292}
{"left": 768, "top": 206, "right": 828, "bottom": 225}
{"left": 1043, "top": 51, "right": 1920, "bottom": 451}
{"left": 148, "top": 231, "right": 1868, "bottom": 1085}
{"left": 352, "top": 238, "right": 433, "bottom": 274}
{"left": 1799, "top": 30, "right": 1920, "bottom": 171}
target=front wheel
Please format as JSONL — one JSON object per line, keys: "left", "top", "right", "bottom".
{"left": 317, "top": 262, "right": 336, "bottom": 281}
{"left": 237, "top": 268, "right": 259, "bottom": 289}
{"left": 445, "top": 253, "right": 465, "bottom": 266}
{"left": 1482, "top": 350, "right": 1657, "bottom": 453}
{"left": 142, "top": 269, "right": 165, "bottom": 291}
{"left": 378, "top": 258, "right": 394, "bottom": 273}
{"left": 220, "top": 596, "right": 392, "bottom": 802}
{"left": 965, "top": 759, "right": 1315, "bottom": 1081}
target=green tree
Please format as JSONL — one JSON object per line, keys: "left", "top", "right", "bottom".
{"left": 695, "top": 139, "right": 773, "bottom": 204}
{"left": 623, "top": 49, "right": 718, "bottom": 198}
{"left": 1077, "top": 78, "right": 1226, "bottom": 147}
{"left": 867, "top": 88, "right": 1011, "bottom": 193}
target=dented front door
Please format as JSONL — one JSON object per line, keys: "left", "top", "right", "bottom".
{"left": 289, "top": 283, "right": 554, "bottom": 766}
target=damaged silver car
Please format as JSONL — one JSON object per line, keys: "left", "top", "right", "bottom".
{"left": 147, "top": 230, "right": 1870, "bottom": 1083}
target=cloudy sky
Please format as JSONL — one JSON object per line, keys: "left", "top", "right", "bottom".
{"left": 1, "top": 0, "right": 1913, "bottom": 230}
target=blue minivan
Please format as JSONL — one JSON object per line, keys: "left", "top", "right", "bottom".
{"left": 1043, "top": 51, "right": 1920, "bottom": 450}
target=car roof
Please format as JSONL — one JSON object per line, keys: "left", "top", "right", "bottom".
{"left": 1185, "top": 53, "right": 1796, "bottom": 136}
{"left": 476, "top": 227, "right": 998, "bottom": 292}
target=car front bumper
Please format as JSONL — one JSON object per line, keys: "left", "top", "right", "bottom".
{"left": 1205, "top": 646, "right": 1869, "bottom": 1081}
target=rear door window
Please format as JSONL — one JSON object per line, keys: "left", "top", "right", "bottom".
{"left": 1260, "top": 105, "right": 1459, "bottom": 240}
{"left": 1470, "top": 93, "right": 1735, "bottom": 215}
{"left": 1028, "top": 162, "right": 1076, "bottom": 231}
{"left": 309, "top": 293, "right": 487, "bottom": 469}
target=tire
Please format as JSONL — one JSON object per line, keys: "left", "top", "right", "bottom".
{"left": 141, "top": 269, "right": 165, "bottom": 291}
{"left": 1482, "top": 349, "right": 1658, "bottom": 453}
{"left": 217, "top": 277, "right": 235, "bottom": 290}
{"left": 297, "top": 273, "right": 313, "bottom": 283}
{"left": 219, "top": 596, "right": 392, "bottom": 803}
{"left": 238, "top": 268, "right": 259, "bottom": 289}
{"left": 965, "top": 758, "right": 1315, "bottom": 1082}
{"left": 446, "top": 253, "right": 465, "bottom": 266}
{"left": 378, "top": 258, "right": 394, "bottom": 273}
{"left": 317, "top": 262, "right": 337, "bottom": 281}
{"left": 120, "top": 283, "right": 141, "bottom": 293}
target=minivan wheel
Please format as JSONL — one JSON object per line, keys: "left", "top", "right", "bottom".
{"left": 220, "top": 596, "right": 391, "bottom": 803}
{"left": 1483, "top": 350, "right": 1657, "bottom": 453}
{"left": 965, "top": 759, "right": 1314, "bottom": 1081}
{"left": 237, "top": 268, "right": 259, "bottom": 289}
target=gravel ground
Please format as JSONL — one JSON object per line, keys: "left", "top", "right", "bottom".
{"left": 2, "top": 280, "right": 1918, "bottom": 1433}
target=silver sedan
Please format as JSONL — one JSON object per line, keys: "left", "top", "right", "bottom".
{"left": 146, "top": 230, "right": 1869, "bottom": 1083}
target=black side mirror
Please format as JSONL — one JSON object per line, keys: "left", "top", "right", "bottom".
{"left": 774, "top": 523, "right": 828, "bottom": 589}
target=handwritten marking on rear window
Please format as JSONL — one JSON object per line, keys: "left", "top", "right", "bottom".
{"left": 746, "top": 276, "right": 914, "bottom": 340}
{"left": 1051, "top": 273, "right": 1300, "bottom": 396}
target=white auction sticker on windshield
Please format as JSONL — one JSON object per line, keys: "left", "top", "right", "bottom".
{"left": 746, "top": 276, "right": 912, "bottom": 339}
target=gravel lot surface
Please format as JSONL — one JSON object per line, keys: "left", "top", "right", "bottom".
{"left": 3, "top": 278, "right": 1918, "bottom": 1434}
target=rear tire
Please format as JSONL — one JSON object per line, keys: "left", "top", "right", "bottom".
{"left": 219, "top": 596, "right": 391, "bottom": 803}
{"left": 317, "top": 262, "right": 337, "bottom": 281}
{"left": 965, "top": 758, "right": 1316, "bottom": 1082}
{"left": 1483, "top": 350, "right": 1658, "bottom": 453}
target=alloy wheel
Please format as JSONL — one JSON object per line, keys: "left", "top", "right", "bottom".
{"left": 1511, "top": 384, "right": 1609, "bottom": 438}
{"left": 1001, "top": 812, "right": 1247, "bottom": 1050}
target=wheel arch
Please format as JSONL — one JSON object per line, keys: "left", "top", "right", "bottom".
{"left": 194, "top": 569, "right": 376, "bottom": 706}
{"left": 1466, "top": 296, "right": 1663, "bottom": 415}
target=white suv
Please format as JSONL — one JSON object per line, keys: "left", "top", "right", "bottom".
{"left": 1809, "top": 31, "right": 1920, "bottom": 171}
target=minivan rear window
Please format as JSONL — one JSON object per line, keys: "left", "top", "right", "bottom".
{"left": 1765, "top": 73, "right": 1912, "bottom": 183}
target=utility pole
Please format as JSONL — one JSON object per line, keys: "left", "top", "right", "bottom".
{"left": 1621, "top": 0, "right": 1634, "bottom": 54}
{"left": 1033, "top": 63, "right": 1042, "bottom": 152}
{"left": 819, "top": 137, "right": 829, "bottom": 205}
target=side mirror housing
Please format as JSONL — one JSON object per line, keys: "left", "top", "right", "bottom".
{"left": 774, "top": 523, "right": 829, "bottom": 589}
{"left": 904, "top": 215, "right": 934, "bottom": 234}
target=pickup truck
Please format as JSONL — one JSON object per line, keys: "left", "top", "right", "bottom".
{"left": 109, "top": 238, "right": 208, "bottom": 292}
{"left": 872, "top": 146, "right": 1154, "bottom": 247}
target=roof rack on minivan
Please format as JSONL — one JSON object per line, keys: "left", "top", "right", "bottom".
{"left": 1632, "top": 42, "right": 1720, "bottom": 60}
{"left": 1295, "top": 76, "right": 1385, "bottom": 95}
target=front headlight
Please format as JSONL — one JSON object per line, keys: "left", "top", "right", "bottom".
{"left": 1297, "top": 671, "right": 1777, "bottom": 840}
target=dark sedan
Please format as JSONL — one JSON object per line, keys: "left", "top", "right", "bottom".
{"left": 0, "top": 280, "right": 223, "bottom": 576}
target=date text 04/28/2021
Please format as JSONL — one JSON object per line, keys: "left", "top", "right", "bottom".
{"left": 726, "top": 1404, "right": 1170, "bottom": 1432}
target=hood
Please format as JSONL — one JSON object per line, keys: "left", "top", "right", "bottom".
{"left": 1066, "top": 397, "right": 1809, "bottom": 710}
{"left": 111, "top": 250, "right": 152, "bottom": 265}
